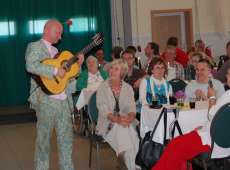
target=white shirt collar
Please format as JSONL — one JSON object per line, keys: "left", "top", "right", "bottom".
{"left": 151, "top": 76, "right": 166, "bottom": 85}
{"left": 41, "top": 39, "right": 52, "bottom": 47}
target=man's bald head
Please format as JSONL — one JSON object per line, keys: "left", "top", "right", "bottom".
{"left": 42, "top": 19, "right": 63, "bottom": 44}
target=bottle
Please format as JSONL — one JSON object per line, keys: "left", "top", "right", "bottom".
{"left": 152, "top": 95, "right": 158, "bottom": 107}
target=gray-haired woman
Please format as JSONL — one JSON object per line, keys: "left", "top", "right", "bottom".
{"left": 96, "top": 59, "right": 140, "bottom": 170}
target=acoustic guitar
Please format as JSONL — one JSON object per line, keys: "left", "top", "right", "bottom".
{"left": 37, "top": 33, "right": 103, "bottom": 95}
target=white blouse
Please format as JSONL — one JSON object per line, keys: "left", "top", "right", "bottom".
{"left": 87, "top": 71, "right": 104, "bottom": 87}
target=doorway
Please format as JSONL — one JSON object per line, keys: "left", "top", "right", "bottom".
{"left": 151, "top": 9, "right": 193, "bottom": 52}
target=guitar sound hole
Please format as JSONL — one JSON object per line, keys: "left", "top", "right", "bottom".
{"left": 61, "top": 60, "right": 70, "bottom": 72}
{"left": 53, "top": 76, "right": 59, "bottom": 84}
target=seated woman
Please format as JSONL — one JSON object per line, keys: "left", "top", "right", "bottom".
{"left": 122, "top": 49, "right": 146, "bottom": 100}
{"left": 139, "top": 57, "right": 173, "bottom": 106}
{"left": 96, "top": 59, "right": 139, "bottom": 170}
{"left": 76, "top": 55, "right": 108, "bottom": 91}
{"left": 152, "top": 83, "right": 230, "bottom": 170}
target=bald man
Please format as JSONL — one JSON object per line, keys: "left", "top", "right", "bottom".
{"left": 25, "top": 19, "right": 84, "bottom": 170}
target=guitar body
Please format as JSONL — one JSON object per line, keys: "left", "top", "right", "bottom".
{"left": 40, "top": 51, "right": 80, "bottom": 94}
{"left": 35, "top": 33, "right": 103, "bottom": 94}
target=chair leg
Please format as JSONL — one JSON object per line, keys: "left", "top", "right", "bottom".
{"left": 96, "top": 142, "right": 100, "bottom": 170}
{"left": 79, "top": 109, "right": 84, "bottom": 133}
{"left": 89, "top": 136, "right": 93, "bottom": 168}
{"left": 187, "top": 161, "right": 190, "bottom": 170}
{"left": 202, "top": 159, "right": 208, "bottom": 170}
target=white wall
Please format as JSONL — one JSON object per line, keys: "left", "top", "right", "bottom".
{"left": 111, "top": 0, "right": 125, "bottom": 47}
{"left": 129, "top": 0, "right": 230, "bottom": 56}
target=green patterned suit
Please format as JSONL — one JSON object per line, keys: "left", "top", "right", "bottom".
{"left": 25, "top": 40, "right": 76, "bottom": 170}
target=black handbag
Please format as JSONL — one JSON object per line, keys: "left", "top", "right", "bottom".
{"left": 135, "top": 108, "right": 167, "bottom": 170}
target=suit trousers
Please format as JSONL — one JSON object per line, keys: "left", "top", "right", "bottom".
{"left": 35, "top": 97, "right": 74, "bottom": 170}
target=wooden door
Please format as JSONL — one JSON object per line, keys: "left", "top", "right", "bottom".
{"left": 151, "top": 9, "right": 193, "bottom": 53}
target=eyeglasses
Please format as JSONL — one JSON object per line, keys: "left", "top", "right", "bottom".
{"left": 154, "top": 66, "right": 165, "bottom": 70}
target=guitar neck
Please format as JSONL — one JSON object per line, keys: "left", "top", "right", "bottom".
{"left": 67, "top": 42, "right": 96, "bottom": 66}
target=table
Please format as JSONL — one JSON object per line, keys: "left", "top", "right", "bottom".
{"left": 140, "top": 105, "right": 230, "bottom": 158}
{"left": 75, "top": 82, "right": 101, "bottom": 110}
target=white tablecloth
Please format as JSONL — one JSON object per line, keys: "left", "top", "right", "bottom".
{"left": 75, "top": 82, "right": 101, "bottom": 110}
{"left": 140, "top": 105, "right": 230, "bottom": 158}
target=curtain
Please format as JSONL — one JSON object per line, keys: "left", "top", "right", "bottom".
{"left": 0, "top": 0, "right": 112, "bottom": 106}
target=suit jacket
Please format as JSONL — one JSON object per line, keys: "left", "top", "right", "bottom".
{"left": 25, "top": 40, "right": 76, "bottom": 111}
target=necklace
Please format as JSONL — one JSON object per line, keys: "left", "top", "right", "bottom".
{"left": 109, "top": 79, "right": 122, "bottom": 98}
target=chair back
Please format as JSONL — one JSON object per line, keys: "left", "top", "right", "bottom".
{"left": 210, "top": 102, "right": 230, "bottom": 148}
{"left": 87, "top": 92, "right": 99, "bottom": 125}
{"left": 169, "top": 78, "right": 187, "bottom": 94}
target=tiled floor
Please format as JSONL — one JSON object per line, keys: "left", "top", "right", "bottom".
{"left": 0, "top": 123, "right": 117, "bottom": 170}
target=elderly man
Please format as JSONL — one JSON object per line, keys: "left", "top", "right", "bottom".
{"left": 25, "top": 19, "right": 84, "bottom": 170}
{"left": 165, "top": 36, "right": 188, "bottom": 67}
{"left": 163, "top": 45, "right": 184, "bottom": 80}
{"left": 185, "top": 59, "right": 224, "bottom": 101}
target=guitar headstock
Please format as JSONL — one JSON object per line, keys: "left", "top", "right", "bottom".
{"left": 92, "top": 33, "right": 104, "bottom": 46}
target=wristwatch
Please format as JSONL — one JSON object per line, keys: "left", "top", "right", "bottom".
{"left": 209, "top": 96, "right": 216, "bottom": 100}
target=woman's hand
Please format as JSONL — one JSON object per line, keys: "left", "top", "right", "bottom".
{"left": 118, "top": 113, "right": 135, "bottom": 127}
{"left": 108, "top": 113, "right": 135, "bottom": 128}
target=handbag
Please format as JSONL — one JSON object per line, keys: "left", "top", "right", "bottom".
{"left": 135, "top": 107, "right": 168, "bottom": 170}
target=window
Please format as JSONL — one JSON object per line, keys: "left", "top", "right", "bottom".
{"left": 0, "top": 21, "right": 16, "bottom": 36}
{"left": 29, "top": 19, "right": 48, "bottom": 34}
{"left": 70, "top": 17, "right": 96, "bottom": 33}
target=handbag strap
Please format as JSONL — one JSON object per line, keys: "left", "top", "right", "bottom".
{"left": 163, "top": 109, "right": 167, "bottom": 144}
{"left": 171, "top": 109, "right": 183, "bottom": 138}
{"left": 150, "top": 107, "right": 167, "bottom": 140}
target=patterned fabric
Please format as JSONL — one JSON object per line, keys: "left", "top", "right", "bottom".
{"left": 173, "top": 61, "right": 184, "bottom": 80}
{"left": 167, "top": 61, "right": 184, "bottom": 80}
{"left": 184, "top": 64, "right": 196, "bottom": 81}
{"left": 25, "top": 40, "right": 75, "bottom": 170}
{"left": 41, "top": 39, "right": 67, "bottom": 100}
{"left": 146, "top": 77, "right": 170, "bottom": 105}
{"left": 139, "top": 76, "right": 173, "bottom": 106}
{"left": 35, "top": 99, "right": 74, "bottom": 170}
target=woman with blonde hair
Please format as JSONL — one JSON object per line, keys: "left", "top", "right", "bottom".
{"left": 96, "top": 59, "right": 139, "bottom": 170}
